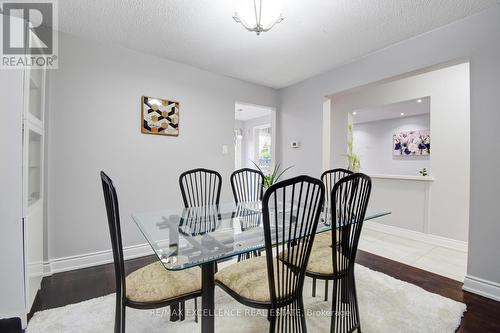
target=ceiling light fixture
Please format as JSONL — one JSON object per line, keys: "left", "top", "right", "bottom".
{"left": 417, "top": 99, "right": 422, "bottom": 103}
{"left": 400, "top": 113, "right": 405, "bottom": 116}
{"left": 233, "top": 0, "right": 284, "bottom": 35}
{"left": 352, "top": 112, "right": 357, "bottom": 115}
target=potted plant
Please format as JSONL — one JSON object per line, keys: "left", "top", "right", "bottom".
{"left": 252, "top": 162, "right": 294, "bottom": 188}
{"left": 419, "top": 168, "right": 428, "bottom": 176}
{"left": 346, "top": 123, "right": 361, "bottom": 172}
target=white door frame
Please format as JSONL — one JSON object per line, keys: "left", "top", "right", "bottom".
{"left": 235, "top": 101, "right": 277, "bottom": 171}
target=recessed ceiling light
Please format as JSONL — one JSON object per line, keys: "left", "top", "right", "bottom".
{"left": 417, "top": 99, "right": 422, "bottom": 103}
{"left": 352, "top": 112, "right": 357, "bottom": 115}
{"left": 237, "top": 108, "right": 244, "bottom": 112}
{"left": 400, "top": 112, "right": 405, "bottom": 116}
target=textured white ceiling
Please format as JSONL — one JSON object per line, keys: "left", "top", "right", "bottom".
{"left": 235, "top": 103, "right": 272, "bottom": 121}
{"left": 353, "top": 97, "right": 430, "bottom": 124}
{"left": 58, "top": 0, "right": 499, "bottom": 88}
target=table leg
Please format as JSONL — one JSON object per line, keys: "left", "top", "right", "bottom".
{"left": 170, "top": 303, "right": 180, "bottom": 321}
{"left": 201, "top": 262, "right": 215, "bottom": 333}
{"left": 168, "top": 216, "right": 181, "bottom": 322}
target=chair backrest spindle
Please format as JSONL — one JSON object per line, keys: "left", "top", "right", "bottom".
{"left": 321, "top": 168, "right": 353, "bottom": 216}
{"left": 230, "top": 168, "right": 265, "bottom": 204}
{"left": 179, "top": 168, "right": 222, "bottom": 208}
{"left": 262, "top": 175, "right": 325, "bottom": 308}
{"left": 332, "top": 173, "right": 372, "bottom": 273}
{"left": 100, "top": 171, "right": 126, "bottom": 298}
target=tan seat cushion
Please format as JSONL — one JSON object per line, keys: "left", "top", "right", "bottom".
{"left": 126, "top": 261, "right": 201, "bottom": 303}
{"left": 276, "top": 231, "right": 336, "bottom": 265}
{"left": 314, "top": 230, "right": 345, "bottom": 248}
{"left": 276, "top": 232, "right": 348, "bottom": 276}
{"left": 313, "top": 231, "right": 333, "bottom": 248}
{"left": 215, "top": 256, "right": 294, "bottom": 303}
{"left": 306, "top": 246, "right": 349, "bottom": 276}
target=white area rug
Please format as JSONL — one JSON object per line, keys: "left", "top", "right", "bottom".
{"left": 27, "top": 265, "right": 466, "bottom": 333}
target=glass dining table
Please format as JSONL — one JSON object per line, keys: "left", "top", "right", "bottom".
{"left": 132, "top": 202, "right": 390, "bottom": 333}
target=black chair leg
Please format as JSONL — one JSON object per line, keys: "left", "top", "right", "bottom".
{"left": 114, "top": 295, "right": 125, "bottom": 333}
{"left": 312, "top": 278, "right": 317, "bottom": 297}
{"left": 119, "top": 303, "right": 126, "bottom": 333}
{"left": 122, "top": 303, "right": 126, "bottom": 333}
{"left": 269, "top": 310, "right": 277, "bottom": 333}
{"left": 298, "top": 298, "right": 307, "bottom": 333}
{"left": 330, "top": 278, "right": 339, "bottom": 333}
{"left": 331, "top": 274, "right": 361, "bottom": 333}
{"left": 194, "top": 298, "right": 198, "bottom": 323}
{"left": 180, "top": 301, "right": 186, "bottom": 321}
{"left": 324, "top": 279, "right": 329, "bottom": 302}
{"left": 352, "top": 274, "right": 362, "bottom": 333}
{"left": 170, "top": 303, "right": 180, "bottom": 321}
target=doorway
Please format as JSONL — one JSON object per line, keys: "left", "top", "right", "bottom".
{"left": 322, "top": 62, "right": 470, "bottom": 282}
{"left": 234, "top": 102, "right": 276, "bottom": 174}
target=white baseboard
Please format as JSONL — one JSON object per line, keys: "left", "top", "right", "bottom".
{"left": 363, "top": 221, "right": 468, "bottom": 252}
{"left": 43, "top": 262, "right": 52, "bottom": 277}
{"left": 45, "top": 243, "right": 154, "bottom": 275}
{"left": 463, "top": 275, "right": 500, "bottom": 302}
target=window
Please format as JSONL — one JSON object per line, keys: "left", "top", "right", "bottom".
{"left": 254, "top": 126, "right": 272, "bottom": 174}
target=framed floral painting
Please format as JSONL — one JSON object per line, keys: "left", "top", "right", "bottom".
{"left": 141, "top": 96, "right": 179, "bottom": 136}
{"left": 393, "top": 130, "right": 430, "bottom": 156}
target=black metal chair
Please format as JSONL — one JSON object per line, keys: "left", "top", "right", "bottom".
{"left": 311, "top": 168, "right": 353, "bottom": 299}
{"left": 321, "top": 169, "right": 353, "bottom": 218}
{"left": 101, "top": 171, "right": 201, "bottom": 333}
{"left": 179, "top": 204, "right": 221, "bottom": 236}
{"left": 230, "top": 167, "right": 265, "bottom": 204}
{"left": 230, "top": 168, "right": 265, "bottom": 260}
{"left": 305, "top": 173, "right": 372, "bottom": 333}
{"left": 178, "top": 168, "right": 221, "bottom": 316}
{"left": 179, "top": 168, "right": 222, "bottom": 208}
{"left": 215, "top": 175, "right": 325, "bottom": 333}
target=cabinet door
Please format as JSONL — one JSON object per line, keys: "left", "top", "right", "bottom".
{"left": 24, "top": 68, "right": 46, "bottom": 127}
{"left": 0, "top": 58, "right": 26, "bottom": 328}
{"left": 23, "top": 127, "right": 44, "bottom": 310}
{"left": 23, "top": 68, "right": 46, "bottom": 311}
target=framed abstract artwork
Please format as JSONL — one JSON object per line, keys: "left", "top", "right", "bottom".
{"left": 141, "top": 96, "right": 179, "bottom": 136}
{"left": 393, "top": 130, "right": 430, "bottom": 156}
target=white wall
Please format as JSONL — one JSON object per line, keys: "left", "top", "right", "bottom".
{"left": 353, "top": 114, "right": 434, "bottom": 238}
{"left": 353, "top": 114, "right": 430, "bottom": 176}
{"left": 331, "top": 64, "right": 470, "bottom": 242}
{"left": 278, "top": 7, "right": 500, "bottom": 296}
{"left": 47, "top": 33, "right": 277, "bottom": 261}
{"left": 367, "top": 177, "right": 432, "bottom": 234}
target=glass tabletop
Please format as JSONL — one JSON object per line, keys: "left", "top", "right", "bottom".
{"left": 132, "top": 202, "right": 390, "bottom": 271}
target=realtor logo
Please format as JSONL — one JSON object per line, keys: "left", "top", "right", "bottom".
{"left": 1, "top": 0, "right": 58, "bottom": 68}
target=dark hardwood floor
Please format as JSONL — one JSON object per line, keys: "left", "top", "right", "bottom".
{"left": 31, "top": 255, "right": 158, "bottom": 314}
{"left": 14, "top": 251, "right": 500, "bottom": 332}
{"left": 356, "top": 251, "right": 500, "bottom": 333}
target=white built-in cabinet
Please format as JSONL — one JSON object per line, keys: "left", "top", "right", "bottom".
{"left": 0, "top": 15, "right": 46, "bottom": 328}
{"left": 23, "top": 66, "right": 46, "bottom": 314}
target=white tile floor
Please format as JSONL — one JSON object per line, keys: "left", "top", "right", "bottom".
{"left": 359, "top": 228, "right": 468, "bottom": 282}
